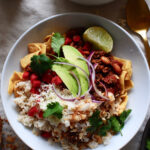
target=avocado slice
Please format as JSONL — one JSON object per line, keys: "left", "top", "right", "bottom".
{"left": 62, "top": 45, "right": 89, "bottom": 95}
{"left": 52, "top": 63, "right": 78, "bottom": 97}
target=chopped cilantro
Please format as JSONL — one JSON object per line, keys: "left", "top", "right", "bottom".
{"left": 119, "top": 109, "right": 132, "bottom": 128}
{"left": 110, "top": 116, "right": 121, "bottom": 133}
{"left": 110, "top": 109, "right": 131, "bottom": 133}
{"left": 30, "top": 54, "right": 52, "bottom": 76}
{"left": 51, "top": 32, "right": 65, "bottom": 56}
{"left": 86, "top": 126, "right": 97, "bottom": 133}
{"left": 146, "top": 139, "right": 150, "bottom": 150}
{"left": 87, "top": 109, "right": 132, "bottom": 136}
{"left": 43, "top": 102, "right": 63, "bottom": 119}
{"left": 98, "top": 120, "right": 111, "bottom": 136}
{"left": 87, "top": 110, "right": 103, "bottom": 133}
{"left": 89, "top": 110, "right": 103, "bottom": 126}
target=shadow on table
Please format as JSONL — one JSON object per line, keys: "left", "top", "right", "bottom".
{"left": 49, "top": 0, "right": 126, "bottom": 23}
{"left": 1, "top": 0, "right": 21, "bottom": 23}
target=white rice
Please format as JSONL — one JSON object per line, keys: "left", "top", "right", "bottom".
{"left": 14, "top": 80, "right": 117, "bottom": 149}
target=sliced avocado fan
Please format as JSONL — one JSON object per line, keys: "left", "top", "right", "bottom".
{"left": 62, "top": 45, "right": 89, "bottom": 96}
{"left": 52, "top": 45, "right": 89, "bottom": 97}
{"left": 52, "top": 63, "right": 78, "bottom": 97}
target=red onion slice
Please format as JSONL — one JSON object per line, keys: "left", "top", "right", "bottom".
{"left": 52, "top": 84, "right": 76, "bottom": 102}
{"left": 94, "top": 63, "right": 98, "bottom": 69}
{"left": 78, "top": 57, "right": 110, "bottom": 101}
{"left": 99, "top": 81, "right": 108, "bottom": 97}
{"left": 90, "top": 95, "right": 103, "bottom": 104}
{"left": 87, "top": 51, "right": 95, "bottom": 61}
{"left": 87, "top": 85, "right": 92, "bottom": 93}
{"left": 87, "top": 51, "right": 95, "bottom": 74}
{"left": 92, "top": 100, "right": 104, "bottom": 104}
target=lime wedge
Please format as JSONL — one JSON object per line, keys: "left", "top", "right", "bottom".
{"left": 83, "top": 26, "right": 113, "bottom": 53}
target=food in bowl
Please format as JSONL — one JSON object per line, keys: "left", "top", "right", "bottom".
{"left": 8, "top": 26, "right": 133, "bottom": 149}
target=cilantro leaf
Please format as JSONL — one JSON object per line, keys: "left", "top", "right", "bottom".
{"left": 86, "top": 126, "right": 97, "bottom": 133}
{"left": 110, "top": 109, "right": 132, "bottom": 133}
{"left": 98, "top": 120, "right": 111, "bottom": 136}
{"left": 43, "top": 102, "right": 63, "bottom": 119}
{"left": 31, "top": 54, "right": 52, "bottom": 76}
{"left": 89, "top": 110, "right": 103, "bottom": 126}
{"left": 119, "top": 109, "right": 132, "bottom": 128}
{"left": 87, "top": 110, "right": 103, "bottom": 133}
{"left": 51, "top": 32, "right": 65, "bottom": 56}
{"left": 87, "top": 109, "right": 132, "bottom": 136}
{"left": 110, "top": 116, "right": 121, "bottom": 133}
{"left": 146, "top": 139, "right": 150, "bottom": 150}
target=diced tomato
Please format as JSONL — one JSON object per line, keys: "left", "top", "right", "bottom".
{"left": 64, "top": 37, "right": 72, "bottom": 45}
{"left": 30, "top": 87, "right": 39, "bottom": 94}
{"left": 42, "top": 70, "right": 53, "bottom": 83}
{"left": 38, "top": 111, "right": 43, "bottom": 119}
{"left": 73, "top": 35, "right": 81, "bottom": 42}
{"left": 23, "top": 71, "right": 30, "bottom": 80}
{"left": 52, "top": 71, "right": 57, "bottom": 76}
{"left": 82, "top": 42, "right": 91, "bottom": 51}
{"left": 36, "top": 99, "right": 40, "bottom": 102}
{"left": 79, "top": 50, "right": 90, "bottom": 55}
{"left": 32, "top": 80, "right": 41, "bottom": 88}
{"left": 51, "top": 76, "right": 62, "bottom": 85}
{"left": 107, "top": 88, "right": 115, "bottom": 94}
{"left": 79, "top": 50, "right": 85, "bottom": 55}
{"left": 83, "top": 51, "right": 90, "bottom": 55}
{"left": 41, "top": 132, "right": 51, "bottom": 139}
{"left": 28, "top": 105, "right": 39, "bottom": 117}
{"left": 30, "top": 74, "right": 38, "bottom": 82}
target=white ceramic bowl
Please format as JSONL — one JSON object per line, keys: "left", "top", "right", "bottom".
{"left": 1, "top": 13, "right": 150, "bottom": 150}
{"left": 70, "top": 0, "right": 115, "bottom": 5}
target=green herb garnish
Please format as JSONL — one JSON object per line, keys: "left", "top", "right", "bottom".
{"left": 31, "top": 54, "right": 52, "bottom": 76}
{"left": 43, "top": 102, "right": 63, "bottom": 119}
{"left": 89, "top": 110, "right": 103, "bottom": 126}
{"left": 87, "top": 109, "right": 132, "bottom": 136}
{"left": 98, "top": 120, "right": 111, "bottom": 136}
{"left": 51, "top": 32, "right": 65, "bottom": 56}
{"left": 146, "top": 139, "right": 150, "bottom": 150}
{"left": 87, "top": 110, "right": 103, "bottom": 133}
{"left": 110, "top": 116, "right": 121, "bottom": 133}
{"left": 119, "top": 109, "right": 132, "bottom": 128}
{"left": 110, "top": 109, "right": 131, "bottom": 134}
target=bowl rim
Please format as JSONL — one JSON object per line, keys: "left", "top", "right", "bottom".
{"left": 1, "top": 12, "right": 150, "bottom": 150}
